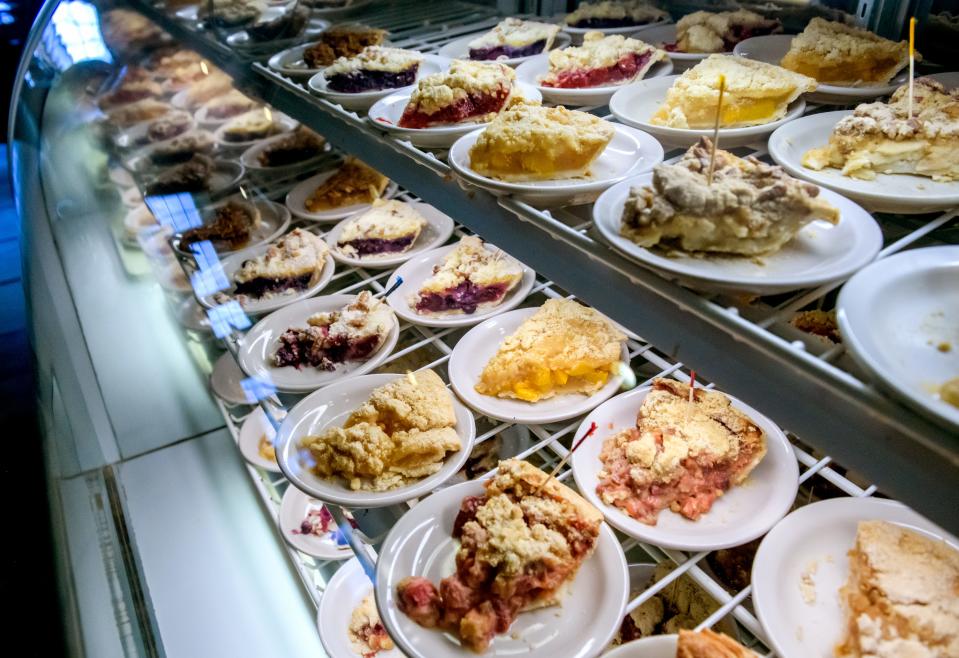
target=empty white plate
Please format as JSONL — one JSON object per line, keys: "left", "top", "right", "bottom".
{"left": 237, "top": 406, "right": 282, "bottom": 473}
{"left": 284, "top": 167, "right": 398, "bottom": 222}
{"left": 384, "top": 241, "right": 535, "bottom": 327}
{"left": 604, "top": 635, "right": 677, "bottom": 658}
{"left": 752, "top": 497, "right": 958, "bottom": 658}
{"left": 236, "top": 294, "right": 399, "bottom": 393}
{"left": 448, "top": 306, "right": 628, "bottom": 423}
{"left": 610, "top": 74, "right": 806, "bottom": 149}
{"left": 448, "top": 123, "right": 663, "bottom": 206}
{"left": 631, "top": 22, "right": 721, "bottom": 71}
{"left": 571, "top": 385, "right": 798, "bottom": 551}
{"left": 437, "top": 30, "right": 572, "bottom": 67}
{"left": 196, "top": 238, "right": 336, "bottom": 315}
{"left": 769, "top": 110, "right": 959, "bottom": 213}
{"left": 274, "top": 373, "right": 476, "bottom": 507}
{"left": 210, "top": 351, "right": 255, "bottom": 405}
{"left": 308, "top": 54, "right": 450, "bottom": 111}
{"left": 592, "top": 173, "right": 883, "bottom": 295}
{"left": 837, "top": 245, "right": 959, "bottom": 432}
{"left": 367, "top": 82, "right": 543, "bottom": 149}
{"left": 325, "top": 201, "right": 455, "bottom": 269}
{"left": 375, "top": 478, "right": 629, "bottom": 658}
{"left": 278, "top": 485, "right": 353, "bottom": 560}
{"left": 515, "top": 52, "right": 673, "bottom": 107}
{"left": 734, "top": 34, "right": 909, "bottom": 105}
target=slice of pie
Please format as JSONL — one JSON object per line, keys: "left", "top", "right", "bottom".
{"left": 300, "top": 369, "right": 460, "bottom": 490}
{"left": 273, "top": 290, "right": 394, "bottom": 372}
{"left": 148, "top": 131, "right": 215, "bottom": 166}
{"left": 475, "top": 298, "right": 626, "bottom": 402}
{"left": 596, "top": 378, "right": 767, "bottom": 524}
{"left": 232, "top": 228, "right": 329, "bottom": 299}
{"left": 467, "top": 18, "right": 560, "bottom": 61}
{"left": 540, "top": 31, "right": 667, "bottom": 89}
{"left": 201, "top": 89, "right": 259, "bottom": 121}
{"left": 396, "top": 459, "right": 603, "bottom": 653}
{"left": 180, "top": 70, "right": 234, "bottom": 108}
{"left": 677, "top": 629, "right": 757, "bottom": 657}
{"left": 98, "top": 77, "right": 164, "bottom": 110}
{"left": 179, "top": 198, "right": 261, "bottom": 250}
{"left": 221, "top": 110, "right": 284, "bottom": 143}
{"left": 257, "top": 127, "right": 326, "bottom": 167}
{"left": 780, "top": 18, "right": 911, "bottom": 86}
{"left": 348, "top": 594, "right": 395, "bottom": 657}
{"left": 324, "top": 46, "right": 422, "bottom": 93}
{"left": 621, "top": 137, "right": 839, "bottom": 256}
{"left": 836, "top": 520, "right": 959, "bottom": 658}
{"left": 335, "top": 199, "right": 426, "bottom": 258}
{"left": 469, "top": 103, "right": 615, "bottom": 181}
{"left": 564, "top": 1, "right": 669, "bottom": 29}
{"left": 410, "top": 235, "right": 523, "bottom": 316}
{"left": 650, "top": 55, "right": 817, "bottom": 128}
{"left": 144, "top": 153, "right": 215, "bottom": 196}
{"left": 245, "top": 5, "right": 308, "bottom": 42}
{"left": 305, "top": 158, "right": 389, "bottom": 212}
{"left": 397, "top": 60, "right": 517, "bottom": 129}
{"left": 671, "top": 9, "right": 782, "bottom": 54}
{"left": 302, "top": 24, "right": 388, "bottom": 69}
{"left": 141, "top": 112, "right": 193, "bottom": 145}
{"left": 802, "top": 78, "right": 959, "bottom": 182}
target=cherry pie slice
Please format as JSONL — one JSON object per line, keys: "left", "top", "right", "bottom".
{"left": 540, "top": 31, "right": 667, "bottom": 89}
{"left": 467, "top": 17, "right": 560, "bottom": 61}
{"left": 397, "top": 60, "right": 516, "bottom": 129}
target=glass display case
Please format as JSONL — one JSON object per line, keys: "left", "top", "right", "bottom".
{"left": 10, "top": 0, "right": 958, "bottom": 656}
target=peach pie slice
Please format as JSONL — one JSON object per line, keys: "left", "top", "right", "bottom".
{"left": 677, "top": 629, "right": 757, "bottom": 657}
{"left": 596, "top": 378, "right": 767, "bottom": 524}
{"left": 396, "top": 459, "right": 603, "bottom": 653}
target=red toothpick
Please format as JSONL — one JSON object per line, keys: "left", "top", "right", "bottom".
{"left": 684, "top": 370, "right": 697, "bottom": 427}
{"left": 535, "top": 422, "right": 598, "bottom": 493}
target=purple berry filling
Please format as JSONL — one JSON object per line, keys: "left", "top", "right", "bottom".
{"left": 569, "top": 18, "right": 642, "bottom": 28}
{"left": 415, "top": 281, "right": 509, "bottom": 315}
{"left": 469, "top": 39, "right": 546, "bottom": 61}
{"left": 234, "top": 273, "right": 314, "bottom": 298}
{"left": 274, "top": 329, "right": 381, "bottom": 370}
{"left": 326, "top": 66, "right": 419, "bottom": 93}
{"left": 338, "top": 235, "right": 416, "bottom": 256}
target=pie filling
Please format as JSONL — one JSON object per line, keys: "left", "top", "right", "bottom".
{"left": 502, "top": 363, "right": 611, "bottom": 402}
{"left": 569, "top": 18, "right": 639, "bottom": 28}
{"left": 327, "top": 66, "right": 419, "bottom": 93}
{"left": 398, "top": 87, "right": 511, "bottom": 128}
{"left": 233, "top": 272, "right": 313, "bottom": 298}
{"left": 414, "top": 280, "right": 510, "bottom": 315}
{"left": 469, "top": 39, "right": 547, "bottom": 60}
{"left": 784, "top": 60, "right": 899, "bottom": 85}
{"left": 338, "top": 235, "right": 416, "bottom": 256}
{"left": 273, "top": 328, "right": 381, "bottom": 370}
{"left": 544, "top": 51, "right": 654, "bottom": 88}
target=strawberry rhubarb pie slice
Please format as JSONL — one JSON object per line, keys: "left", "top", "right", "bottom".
{"left": 397, "top": 60, "right": 516, "bottom": 129}
{"left": 540, "top": 31, "right": 667, "bottom": 89}
{"left": 597, "top": 378, "right": 767, "bottom": 524}
{"left": 396, "top": 459, "right": 603, "bottom": 653}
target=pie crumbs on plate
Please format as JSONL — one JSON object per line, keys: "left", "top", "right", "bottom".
{"left": 301, "top": 369, "right": 461, "bottom": 491}
{"left": 475, "top": 298, "right": 626, "bottom": 402}
{"left": 348, "top": 593, "right": 394, "bottom": 657}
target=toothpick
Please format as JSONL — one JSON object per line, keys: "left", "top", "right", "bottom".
{"left": 534, "top": 422, "right": 598, "bottom": 494}
{"left": 707, "top": 75, "right": 726, "bottom": 186}
{"left": 908, "top": 17, "right": 917, "bottom": 119}
{"left": 684, "top": 370, "right": 697, "bottom": 428}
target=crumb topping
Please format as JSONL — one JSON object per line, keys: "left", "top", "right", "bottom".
{"left": 544, "top": 31, "right": 664, "bottom": 76}
{"left": 234, "top": 228, "right": 328, "bottom": 284}
{"left": 467, "top": 17, "right": 560, "bottom": 50}
{"left": 324, "top": 45, "right": 423, "bottom": 76}
{"left": 406, "top": 59, "right": 515, "bottom": 116}
{"left": 565, "top": 1, "right": 668, "bottom": 25}
{"left": 416, "top": 235, "right": 522, "bottom": 293}
{"left": 338, "top": 198, "right": 426, "bottom": 243}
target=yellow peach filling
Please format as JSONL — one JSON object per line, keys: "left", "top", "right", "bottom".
{"left": 782, "top": 59, "right": 897, "bottom": 85}
{"left": 471, "top": 146, "right": 603, "bottom": 180}
{"left": 481, "top": 362, "right": 612, "bottom": 402}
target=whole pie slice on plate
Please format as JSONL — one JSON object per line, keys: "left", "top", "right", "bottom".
{"left": 335, "top": 199, "right": 426, "bottom": 258}
{"left": 323, "top": 46, "right": 423, "bottom": 93}
{"left": 396, "top": 458, "right": 603, "bottom": 652}
{"left": 233, "top": 227, "right": 329, "bottom": 299}
{"left": 305, "top": 158, "right": 390, "bottom": 212}
{"left": 540, "top": 31, "right": 668, "bottom": 89}
{"left": 671, "top": 9, "right": 782, "bottom": 53}
{"left": 398, "top": 60, "right": 517, "bottom": 129}
{"left": 467, "top": 18, "right": 560, "bottom": 61}
{"left": 564, "top": 1, "right": 669, "bottom": 29}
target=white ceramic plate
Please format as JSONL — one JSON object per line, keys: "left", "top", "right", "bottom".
{"left": 308, "top": 0, "right": 373, "bottom": 17}
{"left": 197, "top": 240, "right": 336, "bottom": 315}
{"left": 279, "top": 486, "right": 353, "bottom": 560}
{"left": 437, "top": 31, "right": 571, "bottom": 67}
{"left": 240, "top": 132, "right": 331, "bottom": 173}
{"left": 733, "top": 34, "right": 908, "bottom": 104}
{"left": 448, "top": 306, "right": 628, "bottom": 423}
{"left": 384, "top": 242, "right": 536, "bottom": 327}
{"left": 571, "top": 385, "right": 798, "bottom": 551}
{"left": 752, "top": 497, "right": 959, "bottom": 658}
{"left": 610, "top": 74, "right": 806, "bottom": 149}
{"left": 284, "top": 168, "right": 398, "bottom": 222}
{"left": 448, "top": 123, "right": 663, "bottom": 206}
{"left": 212, "top": 110, "right": 298, "bottom": 149}
{"left": 561, "top": 16, "right": 671, "bottom": 42}
{"left": 318, "top": 557, "right": 405, "bottom": 658}
{"left": 308, "top": 54, "right": 450, "bottom": 111}
{"left": 515, "top": 52, "right": 673, "bottom": 107}
{"left": 631, "top": 23, "right": 721, "bottom": 71}
{"left": 274, "top": 373, "right": 476, "bottom": 507}
{"left": 237, "top": 406, "right": 282, "bottom": 472}
{"left": 113, "top": 111, "right": 195, "bottom": 150}
{"left": 768, "top": 110, "right": 959, "bottom": 213}
{"left": 237, "top": 294, "right": 399, "bottom": 393}
{"left": 375, "top": 478, "right": 629, "bottom": 658}
{"left": 210, "top": 351, "right": 255, "bottom": 404}
{"left": 837, "top": 246, "right": 959, "bottom": 432}
{"left": 194, "top": 99, "right": 262, "bottom": 129}
{"left": 225, "top": 14, "right": 328, "bottom": 48}
{"left": 325, "top": 201, "right": 455, "bottom": 269}
{"left": 604, "top": 635, "right": 677, "bottom": 658}
{"left": 367, "top": 82, "right": 543, "bottom": 148}
{"left": 171, "top": 199, "right": 291, "bottom": 258}
{"left": 592, "top": 173, "right": 883, "bottom": 295}
{"left": 267, "top": 42, "right": 323, "bottom": 78}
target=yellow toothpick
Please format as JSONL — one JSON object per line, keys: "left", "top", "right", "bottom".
{"left": 200, "top": 60, "right": 209, "bottom": 76}
{"left": 908, "top": 17, "right": 917, "bottom": 119}
{"left": 707, "top": 74, "right": 726, "bottom": 186}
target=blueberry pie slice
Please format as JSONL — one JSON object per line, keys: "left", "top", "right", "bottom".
{"left": 540, "top": 31, "right": 667, "bottom": 89}
{"left": 273, "top": 290, "right": 394, "bottom": 370}
{"left": 468, "top": 18, "right": 560, "bottom": 61}
{"left": 324, "top": 46, "right": 423, "bottom": 93}
{"left": 564, "top": 1, "right": 669, "bottom": 29}
{"left": 398, "top": 60, "right": 517, "bottom": 128}
{"left": 336, "top": 199, "right": 426, "bottom": 258}
{"left": 410, "top": 236, "right": 523, "bottom": 316}
{"left": 233, "top": 228, "right": 329, "bottom": 300}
